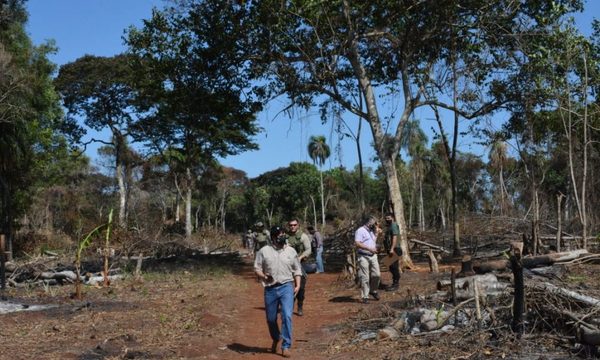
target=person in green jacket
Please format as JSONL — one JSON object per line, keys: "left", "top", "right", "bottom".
{"left": 253, "top": 222, "right": 271, "bottom": 253}
{"left": 286, "top": 218, "right": 312, "bottom": 316}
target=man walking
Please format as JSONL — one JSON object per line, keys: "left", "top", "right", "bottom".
{"left": 286, "top": 218, "right": 312, "bottom": 316}
{"left": 383, "top": 212, "right": 401, "bottom": 291}
{"left": 254, "top": 226, "right": 302, "bottom": 358}
{"left": 307, "top": 225, "right": 324, "bottom": 273}
{"left": 354, "top": 215, "right": 381, "bottom": 303}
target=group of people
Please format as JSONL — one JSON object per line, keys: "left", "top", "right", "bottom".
{"left": 253, "top": 212, "right": 402, "bottom": 357}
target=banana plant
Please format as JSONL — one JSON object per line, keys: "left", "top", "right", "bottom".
{"left": 75, "top": 224, "right": 104, "bottom": 300}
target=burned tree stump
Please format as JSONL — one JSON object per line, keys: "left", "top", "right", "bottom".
{"left": 511, "top": 247, "right": 525, "bottom": 336}
{"left": 458, "top": 255, "right": 474, "bottom": 277}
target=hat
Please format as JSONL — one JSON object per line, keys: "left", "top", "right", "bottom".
{"left": 255, "top": 222, "right": 264, "bottom": 227}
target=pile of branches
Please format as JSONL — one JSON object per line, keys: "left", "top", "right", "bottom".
{"left": 350, "top": 248, "right": 600, "bottom": 357}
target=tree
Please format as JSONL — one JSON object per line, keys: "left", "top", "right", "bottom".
{"left": 246, "top": 0, "right": 582, "bottom": 263}
{"left": 400, "top": 119, "right": 428, "bottom": 231}
{"left": 0, "top": 0, "right": 64, "bottom": 258}
{"left": 126, "top": 1, "right": 262, "bottom": 238}
{"left": 54, "top": 54, "right": 137, "bottom": 228}
{"left": 307, "top": 135, "right": 330, "bottom": 228}
{"left": 488, "top": 134, "right": 511, "bottom": 216}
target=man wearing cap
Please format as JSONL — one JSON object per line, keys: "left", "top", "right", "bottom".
{"left": 286, "top": 218, "right": 312, "bottom": 316}
{"left": 253, "top": 222, "right": 270, "bottom": 253}
{"left": 255, "top": 226, "right": 302, "bottom": 358}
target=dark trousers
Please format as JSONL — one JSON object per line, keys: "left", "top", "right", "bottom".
{"left": 388, "top": 260, "right": 400, "bottom": 284}
{"left": 295, "top": 275, "right": 307, "bottom": 308}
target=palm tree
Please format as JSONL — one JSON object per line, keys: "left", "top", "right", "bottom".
{"left": 308, "top": 135, "right": 330, "bottom": 228}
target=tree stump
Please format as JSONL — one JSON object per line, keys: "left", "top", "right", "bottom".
{"left": 427, "top": 249, "right": 439, "bottom": 273}
{"left": 458, "top": 255, "right": 474, "bottom": 277}
{"left": 511, "top": 248, "right": 525, "bottom": 336}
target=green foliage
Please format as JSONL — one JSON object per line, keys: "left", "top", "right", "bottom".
{"left": 253, "top": 162, "right": 320, "bottom": 223}
{"left": 0, "top": 2, "right": 67, "bottom": 246}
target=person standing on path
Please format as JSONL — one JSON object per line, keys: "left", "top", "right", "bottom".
{"left": 254, "top": 226, "right": 302, "bottom": 358}
{"left": 383, "top": 212, "right": 401, "bottom": 291}
{"left": 253, "top": 222, "right": 270, "bottom": 254}
{"left": 354, "top": 215, "right": 381, "bottom": 304}
{"left": 286, "top": 218, "right": 312, "bottom": 316}
{"left": 307, "top": 225, "right": 325, "bottom": 273}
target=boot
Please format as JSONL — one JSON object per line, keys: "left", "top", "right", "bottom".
{"left": 297, "top": 304, "right": 304, "bottom": 316}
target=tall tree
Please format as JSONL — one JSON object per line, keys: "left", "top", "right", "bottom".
{"left": 54, "top": 55, "right": 137, "bottom": 228}
{"left": 247, "top": 0, "right": 581, "bottom": 262}
{"left": 400, "top": 119, "right": 428, "bottom": 231}
{"left": 126, "top": 1, "right": 262, "bottom": 238}
{"left": 307, "top": 135, "right": 330, "bottom": 228}
{"left": 0, "top": 0, "right": 64, "bottom": 258}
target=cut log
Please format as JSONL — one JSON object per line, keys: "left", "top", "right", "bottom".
{"left": 409, "top": 238, "right": 451, "bottom": 254}
{"left": 529, "top": 282, "right": 600, "bottom": 307}
{"left": 86, "top": 274, "right": 123, "bottom": 286}
{"left": 437, "top": 273, "right": 499, "bottom": 291}
{"left": 474, "top": 249, "right": 590, "bottom": 274}
{"left": 453, "top": 283, "right": 509, "bottom": 301}
{"left": 577, "top": 325, "right": 600, "bottom": 346}
{"left": 39, "top": 271, "right": 78, "bottom": 282}
{"left": 474, "top": 259, "right": 509, "bottom": 274}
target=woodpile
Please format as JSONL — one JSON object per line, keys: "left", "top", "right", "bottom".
{"left": 352, "top": 241, "right": 600, "bottom": 352}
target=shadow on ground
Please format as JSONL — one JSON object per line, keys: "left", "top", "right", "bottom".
{"left": 227, "top": 343, "right": 270, "bottom": 354}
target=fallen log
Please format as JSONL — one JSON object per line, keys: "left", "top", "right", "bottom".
{"left": 437, "top": 273, "right": 498, "bottom": 291}
{"left": 39, "top": 270, "right": 78, "bottom": 282}
{"left": 529, "top": 282, "right": 600, "bottom": 307}
{"left": 409, "top": 238, "right": 451, "bottom": 254}
{"left": 474, "top": 249, "right": 589, "bottom": 274}
{"left": 453, "top": 283, "right": 510, "bottom": 301}
{"left": 86, "top": 274, "right": 124, "bottom": 286}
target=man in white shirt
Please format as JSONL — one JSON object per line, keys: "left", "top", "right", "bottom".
{"left": 354, "top": 215, "right": 381, "bottom": 303}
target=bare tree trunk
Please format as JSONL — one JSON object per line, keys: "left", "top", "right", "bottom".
{"left": 116, "top": 162, "right": 127, "bottom": 228}
{"left": 319, "top": 170, "right": 326, "bottom": 227}
{"left": 309, "top": 195, "right": 317, "bottom": 228}
{"left": 532, "top": 188, "right": 540, "bottom": 256}
{"left": 418, "top": 176, "right": 425, "bottom": 231}
{"left": 581, "top": 51, "right": 589, "bottom": 249}
{"left": 557, "top": 193, "right": 564, "bottom": 252}
{"left": 185, "top": 167, "right": 193, "bottom": 239}
{"left": 439, "top": 205, "right": 446, "bottom": 230}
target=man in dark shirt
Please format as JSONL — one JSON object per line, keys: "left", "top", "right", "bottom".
{"left": 383, "top": 212, "right": 401, "bottom": 291}
{"left": 307, "top": 225, "right": 324, "bottom": 273}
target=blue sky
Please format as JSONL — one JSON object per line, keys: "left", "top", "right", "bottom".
{"left": 26, "top": 1, "right": 598, "bottom": 178}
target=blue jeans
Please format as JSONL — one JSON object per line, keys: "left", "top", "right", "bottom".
{"left": 316, "top": 246, "right": 324, "bottom": 273}
{"left": 264, "top": 282, "right": 294, "bottom": 350}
